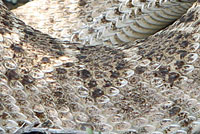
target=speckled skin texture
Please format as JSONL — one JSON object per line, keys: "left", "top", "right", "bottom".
{"left": 0, "top": 0, "right": 200, "bottom": 134}
{"left": 12, "top": 0, "right": 195, "bottom": 46}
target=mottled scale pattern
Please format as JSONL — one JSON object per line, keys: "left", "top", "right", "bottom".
{"left": 74, "top": 0, "right": 195, "bottom": 46}
{"left": 13, "top": 0, "right": 195, "bottom": 46}
{"left": 0, "top": 0, "right": 200, "bottom": 134}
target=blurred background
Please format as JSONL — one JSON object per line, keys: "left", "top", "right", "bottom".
{"left": 3, "top": 0, "right": 31, "bottom": 9}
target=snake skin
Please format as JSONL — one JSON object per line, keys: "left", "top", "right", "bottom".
{"left": 13, "top": 0, "right": 195, "bottom": 46}
{"left": 0, "top": 0, "right": 200, "bottom": 134}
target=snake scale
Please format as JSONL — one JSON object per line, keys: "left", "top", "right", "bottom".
{"left": 0, "top": 0, "right": 200, "bottom": 134}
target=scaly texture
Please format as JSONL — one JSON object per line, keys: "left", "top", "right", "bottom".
{"left": 13, "top": 0, "right": 195, "bottom": 46}
{"left": 0, "top": 0, "right": 200, "bottom": 134}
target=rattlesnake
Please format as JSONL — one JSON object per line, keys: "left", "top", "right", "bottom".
{"left": 0, "top": 0, "right": 200, "bottom": 134}
{"left": 13, "top": 0, "right": 195, "bottom": 46}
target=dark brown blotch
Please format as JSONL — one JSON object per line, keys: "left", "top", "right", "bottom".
{"left": 116, "top": 61, "right": 126, "bottom": 70}
{"left": 166, "top": 47, "right": 177, "bottom": 55}
{"left": 88, "top": 80, "right": 97, "bottom": 88}
{"left": 158, "top": 66, "right": 169, "bottom": 76}
{"left": 110, "top": 71, "right": 120, "bottom": 78}
{"left": 180, "top": 41, "right": 189, "bottom": 48}
{"left": 0, "top": 112, "right": 11, "bottom": 120}
{"left": 10, "top": 44, "right": 24, "bottom": 53}
{"left": 21, "top": 75, "right": 35, "bottom": 85}
{"left": 167, "top": 31, "right": 175, "bottom": 39}
{"left": 78, "top": 0, "right": 87, "bottom": 6}
{"left": 53, "top": 91, "right": 63, "bottom": 98}
{"left": 41, "top": 57, "right": 51, "bottom": 64}
{"left": 78, "top": 69, "right": 91, "bottom": 79}
{"left": 175, "top": 34, "right": 182, "bottom": 40}
{"left": 103, "top": 80, "right": 112, "bottom": 87}
{"left": 169, "top": 106, "right": 181, "bottom": 117}
{"left": 63, "top": 62, "right": 74, "bottom": 67}
{"left": 135, "top": 66, "right": 146, "bottom": 74}
{"left": 114, "top": 7, "right": 122, "bottom": 15}
{"left": 92, "top": 88, "right": 104, "bottom": 99}
{"left": 174, "top": 60, "right": 185, "bottom": 69}
{"left": 56, "top": 68, "right": 67, "bottom": 74}
{"left": 56, "top": 98, "right": 66, "bottom": 105}
{"left": 177, "top": 50, "right": 188, "bottom": 59}
{"left": 5, "top": 69, "right": 19, "bottom": 80}
{"left": 168, "top": 72, "right": 180, "bottom": 84}
{"left": 24, "top": 28, "right": 34, "bottom": 35}
{"left": 34, "top": 111, "right": 46, "bottom": 120}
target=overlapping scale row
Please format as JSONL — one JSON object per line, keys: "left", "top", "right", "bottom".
{"left": 0, "top": 35, "right": 82, "bottom": 133}
{"left": 70, "top": 0, "right": 195, "bottom": 46}
{"left": 13, "top": 0, "right": 195, "bottom": 46}
{"left": 1, "top": 0, "right": 200, "bottom": 134}
{"left": 0, "top": 3, "right": 80, "bottom": 133}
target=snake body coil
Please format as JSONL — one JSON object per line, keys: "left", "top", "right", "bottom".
{"left": 0, "top": 0, "right": 199, "bottom": 134}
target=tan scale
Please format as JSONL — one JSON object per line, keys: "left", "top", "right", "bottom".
{"left": 13, "top": 0, "right": 195, "bottom": 46}
{"left": 0, "top": 0, "right": 200, "bottom": 134}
